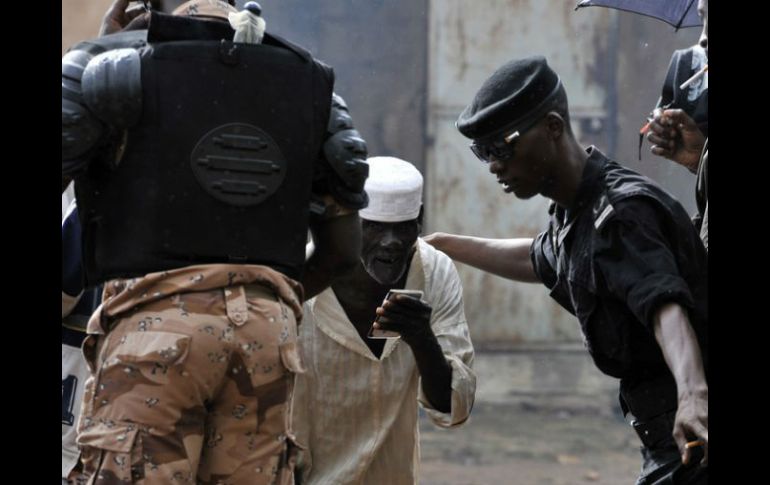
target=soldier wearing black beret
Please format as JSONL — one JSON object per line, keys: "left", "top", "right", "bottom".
{"left": 426, "top": 56, "right": 709, "bottom": 484}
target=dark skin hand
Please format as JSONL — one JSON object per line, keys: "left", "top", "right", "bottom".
{"left": 374, "top": 293, "right": 453, "bottom": 413}
{"left": 100, "top": 0, "right": 236, "bottom": 34}
{"left": 647, "top": 108, "right": 705, "bottom": 174}
{"left": 374, "top": 294, "right": 433, "bottom": 347}
{"left": 99, "top": 0, "right": 152, "bottom": 36}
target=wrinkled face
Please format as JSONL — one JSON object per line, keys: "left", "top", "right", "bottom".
{"left": 484, "top": 119, "right": 553, "bottom": 200}
{"left": 698, "top": 0, "right": 708, "bottom": 59}
{"left": 360, "top": 218, "right": 420, "bottom": 285}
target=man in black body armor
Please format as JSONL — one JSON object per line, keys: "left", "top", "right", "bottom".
{"left": 61, "top": 1, "right": 369, "bottom": 482}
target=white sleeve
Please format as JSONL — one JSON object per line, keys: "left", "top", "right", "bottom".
{"left": 417, "top": 249, "right": 476, "bottom": 428}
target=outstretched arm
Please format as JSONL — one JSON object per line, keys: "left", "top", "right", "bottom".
{"left": 423, "top": 233, "right": 539, "bottom": 283}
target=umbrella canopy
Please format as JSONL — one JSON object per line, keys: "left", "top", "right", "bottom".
{"left": 575, "top": 0, "right": 702, "bottom": 29}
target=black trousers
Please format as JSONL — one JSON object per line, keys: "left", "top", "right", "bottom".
{"left": 635, "top": 429, "right": 708, "bottom": 484}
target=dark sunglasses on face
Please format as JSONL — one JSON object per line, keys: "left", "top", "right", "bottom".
{"left": 469, "top": 130, "right": 521, "bottom": 164}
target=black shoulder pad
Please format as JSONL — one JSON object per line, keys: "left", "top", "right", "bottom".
{"left": 321, "top": 93, "right": 369, "bottom": 198}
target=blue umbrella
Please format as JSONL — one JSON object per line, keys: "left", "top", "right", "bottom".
{"left": 575, "top": 0, "right": 702, "bottom": 30}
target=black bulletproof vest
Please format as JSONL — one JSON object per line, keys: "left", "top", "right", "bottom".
{"left": 76, "top": 15, "right": 333, "bottom": 285}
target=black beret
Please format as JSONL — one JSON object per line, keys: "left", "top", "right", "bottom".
{"left": 456, "top": 56, "right": 562, "bottom": 141}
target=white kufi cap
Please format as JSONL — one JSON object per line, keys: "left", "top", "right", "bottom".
{"left": 359, "top": 156, "right": 423, "bottom": 222}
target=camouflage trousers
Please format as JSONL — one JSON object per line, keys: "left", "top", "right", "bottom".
{"left": 77, "top": 265, "right": 306, "bottom": 485}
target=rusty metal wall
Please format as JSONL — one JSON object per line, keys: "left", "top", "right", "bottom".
{"left": 253, "top": 0, "right": 429, "bottom": 173}
{"left": 425, "top": 0, "right": 701, "bottom": 343}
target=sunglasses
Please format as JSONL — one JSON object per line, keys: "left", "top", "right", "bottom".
{"left": 469, "top": 130, "right": 521, "bottom": 164}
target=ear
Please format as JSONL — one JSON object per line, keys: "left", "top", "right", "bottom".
{"left": 544, "top": 112, "right": 565, "bottom": 140}
{"left": 416, "top": 206, "right": 424, "bottom": 232}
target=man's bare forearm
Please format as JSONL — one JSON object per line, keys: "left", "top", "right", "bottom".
{"left": 653, "top": 303, "right": 707, "bottom": 397}
{"left": 410, "top": 336, "right": 452, "bottom": 413}
{"left": 425, "top": 233, "right": 539, "bottom": 283}
{"left": 302, "top": 211, "right": 361, "bottom": 300}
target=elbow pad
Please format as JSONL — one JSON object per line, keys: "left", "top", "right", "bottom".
{"left": 62, "top": 45, "right": 142, "bottom": 176}
{"left": 321, "top": 93, "right": 369, "bottom": 199}
{"left": 62, "top": 48, "right": 104, "bottom": 175}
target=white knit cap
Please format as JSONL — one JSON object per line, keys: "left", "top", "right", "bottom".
{"left": 359, "top": 156, "right": 423, "bottom": 222}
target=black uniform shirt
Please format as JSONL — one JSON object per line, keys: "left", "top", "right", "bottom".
{"left": 530, "top": 147, "right": 708, "bottom": 413}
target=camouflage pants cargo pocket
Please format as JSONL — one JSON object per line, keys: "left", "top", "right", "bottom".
{"left": 276, "top": 339, "right": 305, "bottom": 485}
{"left": 78, "top": 330, "right": 198, "bottom": 484}
{"left": 77, "top": 420, "right": 146, "bottom": 484}
{"left": 79, "top": 420, "right": 201, "bottom": 484}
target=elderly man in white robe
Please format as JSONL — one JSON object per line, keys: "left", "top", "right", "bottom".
{"left": 293, "top": 156, "right": 476, "bottom": 484}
